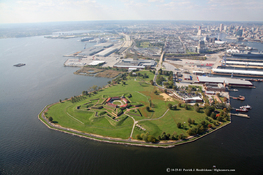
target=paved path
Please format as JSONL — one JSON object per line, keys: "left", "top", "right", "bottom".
{"left": 126, "top": 108, "right": 169, "bottom": 140}
{"left": 126, "top": 114, "right": 138, "bottom": 139}
{"left": 138, "top": 109, "right": 169, "bottom": 122}
{"left": 67, "top": 112, "right": 84, "bottom": 124}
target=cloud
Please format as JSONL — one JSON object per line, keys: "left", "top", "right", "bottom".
{"left": 148, "top": 0, "right": 164, "bottom": 2}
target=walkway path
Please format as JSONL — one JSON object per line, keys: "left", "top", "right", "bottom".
{"left": 126, "top": 108, "right": 169, "bottom": 139}
{"left": 67, "top": 112, "right": 84, "bottom": 124}
{"left": 138, "top": 109, "right": 169, "bottom": 122}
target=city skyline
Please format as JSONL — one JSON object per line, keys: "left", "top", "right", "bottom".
{"left": 0, "top": 0, "right": 263, "bottom": 24}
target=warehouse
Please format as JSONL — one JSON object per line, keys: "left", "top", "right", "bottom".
{"left": 78, "top": 47, "right": 104, "bottom": 56}
{"left": 113, "top": 59, "right": 156, "bottom": 69}
{"left": 94, "top": 43, "right": 114, "bottom": 48}
{"left": 88, "top": 61, "right": 105, "bottom": 66}
{"left": 212, "top": 68, "right": 263, "bottom": 77}
{"left": 96, "top": 47, "right": 118, "bottom": 57}
{"left": 197, "top": 76, "right": 253, "bottom": 87}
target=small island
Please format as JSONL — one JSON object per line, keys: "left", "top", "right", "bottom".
{"left": 38, "top": 70, "right": 231, "bottom": 148}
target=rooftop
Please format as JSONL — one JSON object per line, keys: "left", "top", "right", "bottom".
{"left": 197, "top": 76, "right": 253, "bottom": 85}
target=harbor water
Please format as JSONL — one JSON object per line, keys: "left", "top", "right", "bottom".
{"left": 0, "top": 36, "right": 263, "bottom": 175}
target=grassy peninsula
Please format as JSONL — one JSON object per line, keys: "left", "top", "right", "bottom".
{"left": 39, "top": 70, "right": 231, "bottom": 147}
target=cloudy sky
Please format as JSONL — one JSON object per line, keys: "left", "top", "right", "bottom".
{"left": 0, "top": 0, "right": 263, "bottom": 23}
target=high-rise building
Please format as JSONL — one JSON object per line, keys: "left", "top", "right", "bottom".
{"left": 197, "top": 41, "right": 205, "bottom": 53}
{"left": 197, "top": 29, "right": 202, "bottom": 36}
{"left": 236, "top": 30, "right": 243, "bottom": 37}
{"left": 220, "top": 24, "right": 224, "bottom": 32}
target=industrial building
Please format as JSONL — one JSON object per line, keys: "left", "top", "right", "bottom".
{"left": 211, "top": 68, "right": 263, "bottom": 77}
{"left": 203, "top": 83, "right": 226, "bottom": 92}
{"left": 96, "top": 47, "right": 118, "bottom": 57}
{"left": 88, "top": 61, "right": 105, "bottom": 66}
{"left": 225, "top": 61, "right": 263, "bottom": 66}
{"left": 94, "top": 43, "right": 114, "bottom": 48}
{"left": 113, "top": 59, "right": 156, "bottom": 69}
{"left": 184, "top": 96, "right": 203, "bottom": 103}
{"left": 196, "top": 76, "right": 253, "bottom": 88}
{"left": 78, "top": 47, "right": 104, "bottom": 57}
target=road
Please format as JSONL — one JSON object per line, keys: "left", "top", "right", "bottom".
{"left": 153, "top": 51, "right": 165, "bottom": 89}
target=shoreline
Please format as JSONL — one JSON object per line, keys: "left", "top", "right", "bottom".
{"left": 38, "top": 103, "right": 232, "bottom": 148}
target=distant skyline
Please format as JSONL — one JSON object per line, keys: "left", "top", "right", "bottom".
{"left": 0, "top": 0, "right": 263, "bottom": 24}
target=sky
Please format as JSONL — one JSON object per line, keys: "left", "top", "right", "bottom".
{"left": 0, "top": 0, "right": 263, "bottom": 24}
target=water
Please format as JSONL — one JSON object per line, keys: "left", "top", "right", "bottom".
{"left": 1, "top": 36, "right": 263, "bottom": 175}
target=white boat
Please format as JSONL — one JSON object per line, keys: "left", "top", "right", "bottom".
{"left": 240, "top": 105, "right": 252, "bottom": 109}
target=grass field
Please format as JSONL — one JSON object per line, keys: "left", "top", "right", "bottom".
{"left": 44, "top": 70, "right": 227, "bottom": 140}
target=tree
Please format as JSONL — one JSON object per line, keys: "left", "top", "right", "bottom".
{"left": 164, "top": 89, "right": 167, "bottom": 93}
{"left": 135, "top": 134, "right": 142, "bottom": 140}
{"left": 178, "top": 134, "right": 186, "bottom": 140}
{"left": 92, "top": 85, "right": 98, "bottom": 91}
{"left": 168, "top": 103, "right": 173, "bottom": 110}
{"left": 108, "top": 81, "right": 111, "bottom": 85}
{"left": 184, "top": 104, "right": 189, "bottom": 110}
{"left": 150, "top": 80, "right": 154, "bottom": 85}
{"left": 211, "top": 112, "right": 216, "bottom": 119}
{"left": 177, "top": 122, "right": 182, "bottom": 128}
{"left": 146, "top": 106, "right": 150, "bottom": 112}
{"left": 178, "top": 103, "right": 181, "bottom": 108}
{"left": 147, "top": 135, "right": 157, "bottom": 143}
{"left": 48, "top": 116, "right": 53, "bottom": 122}
{"left": 195, "top": 106, "right": 200, "bottom": 112}
{"left": 143, "top": 133, "right": 149, "bottom": 142}
{"left": 217, "top": 116, "right": 223, "bottom": 121}
{"left": 59, "top": 99, "right": 62, "bottom": 103}
{"left": 205, "top": 108, "right": 212, "bottom": 116}
{"left": 188, "top": 118, "right": 192, "bottom": 124}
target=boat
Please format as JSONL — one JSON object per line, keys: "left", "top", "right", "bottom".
{"left": 238, "top": 95, "right": 245, "bottom": 101}
{"left": 240, "top": 105, "right": 252, "bottom": 109}
{"left": 236, "top": 108, "right": 248, "bottom": 112}
{"left": 13, "top": 63, "right": 26, "bottom": 67}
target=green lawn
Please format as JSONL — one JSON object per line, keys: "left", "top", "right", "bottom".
{"left": 44, "top": 70, "right": 224, "bottom": 140}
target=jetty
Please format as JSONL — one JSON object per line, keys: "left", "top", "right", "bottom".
{"left": 231, "top": 113, "right": 250, "bottom": 119}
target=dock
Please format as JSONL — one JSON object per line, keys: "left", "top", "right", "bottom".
{"left": 231, "top": 113, "right": 250, "bottom": 118}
